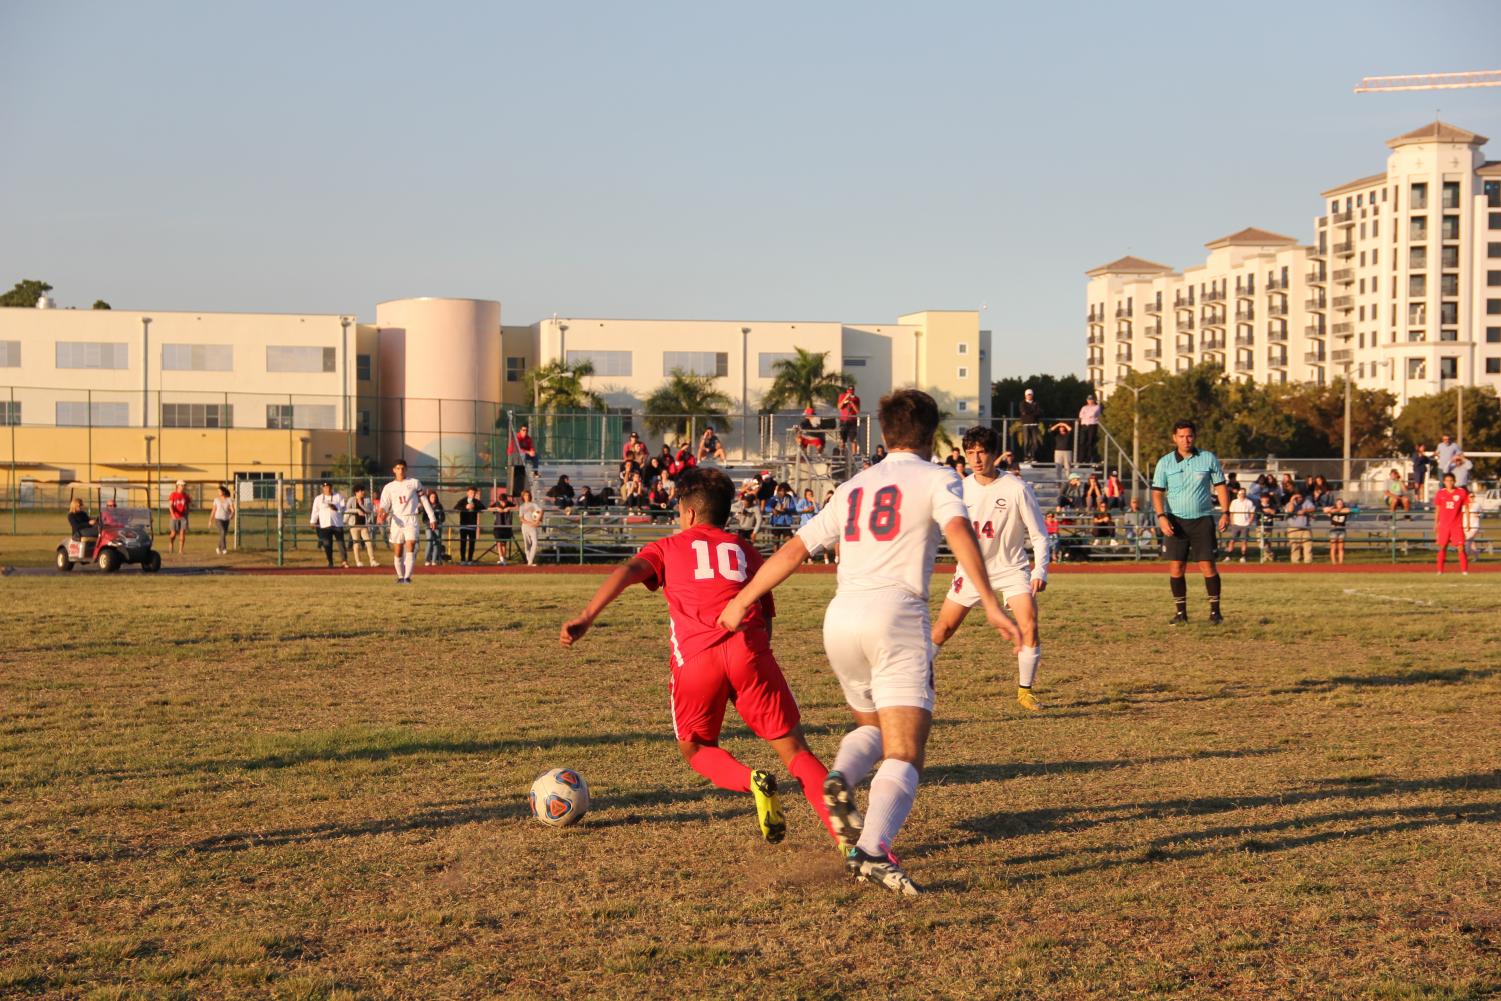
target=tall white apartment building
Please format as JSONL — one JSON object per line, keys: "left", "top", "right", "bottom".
{"left": 1087, "top": 121, "right": 1501, "bottom": 406}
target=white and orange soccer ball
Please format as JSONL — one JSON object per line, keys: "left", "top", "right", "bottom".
{"left": 529, "top": 768, "right": 590, "bottom": 828}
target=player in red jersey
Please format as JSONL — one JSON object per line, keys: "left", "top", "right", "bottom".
{"left": 1433, "top": 472, "right": 1471, "bottom": 575}
{"left": 560, "top": 466, "right": 837, "bottom": 846}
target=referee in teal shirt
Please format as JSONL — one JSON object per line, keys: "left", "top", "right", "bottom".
{"left": 1150, "top": 420, "right": 1230, "bottom": 624}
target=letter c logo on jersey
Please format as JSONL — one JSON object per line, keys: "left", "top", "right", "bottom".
{"left": 993, "top": 498, "right": 1009, "bottom": 513}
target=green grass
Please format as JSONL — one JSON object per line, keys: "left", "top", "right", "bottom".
{"left": 2, "top": 573, "right": 1500, "bottom": 999}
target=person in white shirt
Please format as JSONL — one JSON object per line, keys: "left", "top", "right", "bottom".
{"left": 1226, "top": 487, "right": 1256, "bottom": 563}
{"left": 517, "top": 489, "right": 544, "bottom": 566}
{"left": 309, "top": 481, "right": 349, "bottom": 569}
{"left": 930, "top": 426, "right": 1051, "bottom": 712}
{"left": 376, "top": 459, "right": 436, "bottom": 584}
{"left": 210, "top": 485, "right": 235, "bottom": 556}
{"left": 720, "top": 390, "right": 1020, "bottom": 897}
{"left": 344, "top": 485, "right": 378, "bottom": 567}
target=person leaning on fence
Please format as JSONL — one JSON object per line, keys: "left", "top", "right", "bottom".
{"left": 454, "top": 486, "right": 484, "bottom": 565}
{"left": 209, "top": 485, "right": 235, "bottom": 555}
{"left": 310, "top": 481, "right": 350, "bottom": 569}
{"left": 345, "top": 485, "right": 378, "bottom": 567}
{"left": 517, "top": 489, "right": 543, "bottom": 566}
{"left": 1283, "top": 492, "right": 1315, "bottom": 564}
{"left": 508, "top": 424, "right": 539, "bottom": 476}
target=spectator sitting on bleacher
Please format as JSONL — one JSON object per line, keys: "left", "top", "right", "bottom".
{"left": 1385, "top": 469, "right": 1410, "bottom": 512}
{"left": 1105, "top": 471, "right": 1123, "bottom": 510}
{"left": 1308, "top": 475, "right": 1333, "bottom": 510}
{"left": 547, "top": 475, "right": 575, "bottom": 511}
{"left": 698, "top": 425, "right": 727, "bottom": 462}
{"left": 732, "top": 482, "right": 762, "bottom": 538}
{"left": 670, "top": 444, "right": 697, "bottom": 478}
{"left": 647, "top": 480, "right": 672, "bottom": 518}
{"left": 871, "top": 444, "right": 888, "bottom": 465}
{"left": 577, "top": 485, "right": 598, "bottom": 509}
{"left": 1279, "top": 473, "right": 1298, "bottom": 505}
{"left": 1083, "top": 472, "right": 1105, "bottom": 510}
{"left": 620, "top": 458, "right": 641, "bottom": 487}
{"left": 943, "top": 446, "right": 963, "bottom": 470}
{"left": 768, "top": 483, "right": 796, "bottom": 529}
{"left": 643, "top": 455, "right": 667, "bottom": 489}
{"left": 1122, "top": 497, "right": 1150, "bottom": 549}
{"left": 1057, "top": 473, "right": 1082, "bottom": 509}
{"left": 797, "top": 407, "right": 826, "bottom": 455}
{"left": 623, "top": 431, "right": 648, "bottom": 467}
{"left": 1091, "top": 503, "right": 1115, "bottom": 543}
{"left": 622, "top": 473, "right": 646, "bottom": 512}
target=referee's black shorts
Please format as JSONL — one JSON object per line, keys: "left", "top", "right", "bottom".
{"left": 1162, "top": 514, "right": 1217, "bottom": 563}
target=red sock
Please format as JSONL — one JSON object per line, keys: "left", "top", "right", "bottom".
{"left": 1437, "top": 548, "right": 1447, "bottom": 573}
{"left": 1459, "top": 548, "right": 1469, "bottom": 572}
{"left": 788, "top": 749, "right": 836, "bottom": 839}
{"left": 688, "top": 746, "right": 751, "bottom": 792}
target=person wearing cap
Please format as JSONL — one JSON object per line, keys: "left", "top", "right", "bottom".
{"left": 1057, "top": 473, "right": 1082, "bottom": 509}
{"left": 167, "top": 480, "right": 192, "bottom": 554}
{"left": 1016, "top": 389, "right": 1043, "bottom": 464}
{"left": 1077, "top": 394, "right": 1102, "bottom": 465}
{"left": 309, "top": 481, "right": 349, "bottom": 569}
{"left": 797, "top": 406, "right": 826, "bottom": 456}
{"left": 622, "top": 431, "right": 648, "bottom": 467}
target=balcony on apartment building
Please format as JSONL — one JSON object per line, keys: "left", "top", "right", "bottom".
{"left": 1306, "top": 269, "right": 1326, "bottom": 284}
{"left": 1234, "top": 331, "right": 1256, "bottom": 347}
{"left": 1201, "top": 333, "right": 1226, "bottom": 351}
{"left": 1087, "top": 330, "right": 1104, "bottom": 345}
{"left": 1116, "top": 326, "right": 1134, "bottom": 341}
{"left": 1331, "top": 348, "right": 1353, "bottom": 365}
{"left": 1265, "top": 325, "right": 1288, "bottom": 342}
{"left": 1268, "top": 300, "right": 1288, "bottom": 317}
{"left": 1174, "top": 292, "right": 1196, "bottom": 308}
{"left": 1234, "top": 307, "right": 1256, "bottom": 322}
{"left": 1304, "top": 347, "right": 1327, "bottom": 365}
{"left": 1331, "top": 209, "right": 1354, "bottom": 225}
{"left": 1115, "top": 347, "right": 1133, "bottom": 363}
{"left": 1235, "top": 284, "right": 1256, "bottom": 300}
{"left": 1332, "top": 267, "right": 1354, "bottom": 284}
{"left": 1267, "top": 350, "right": 1288, "bottom": 368}
{"left": 1266, "top": 276, "right": 1288, "bottom": 291}
{"left": 1204, "top": 289, "right": 1226, "bottom": 303}
{"left": 1145, "top": 299, "right": 1162, "bottom": 314}
{"left": 1175, "top": 316, "right": 1195, "bottom": 332}
{"left": 1115, "top": 304, "right": 1133, "bottom": 318}
{"left": 1331, "top": 321, "right": 1354, "bottom": 336}
{"left": 1304, "top": 325, "right": 1326, "bottom": 339}
{"left": 1306, "top": 297, "right": 1327, "bottom": 311}
{"left": 1333, "top": 241, "right": 1354, "bottom": 256}
{"left": 1144, "top": 345, "right": 1161, "bottom": 362}
{"left": 1234, "top": 355, "right": 1254, "bottom": 374}
{"left": 1176, "top": 336, "right": 1194, "bottom": 353}
{"left": 1332, "top": 295, "right": 1354, "bottom": 310}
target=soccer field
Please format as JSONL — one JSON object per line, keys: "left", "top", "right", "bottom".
{"left": 2, "top": 573, "right": 1499, "bottom": 1000}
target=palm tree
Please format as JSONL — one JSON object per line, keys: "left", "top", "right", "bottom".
{"left": 524, "top": 358, "right": 603, "bottom": 412}
{"left": 760, "top": 348, "right": 850, "bottom": 412}
{"left": 642, "top": 369, "right": 734, "bottom": 441}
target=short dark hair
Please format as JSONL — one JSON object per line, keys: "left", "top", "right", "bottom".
{"left": 878, "top": 389, "right": 940, "bottom": 449}
{"left": 675, "top": 467, "right": 734, "bottom": 527}
{"left": 393, "top": 458, "right": 407, "bottom": 467}
{"left": 961, "top": 425, "right": 1000, "bottom": 453}
{"left": 1172, "top": 420, "right": 1197, "bottom": 434}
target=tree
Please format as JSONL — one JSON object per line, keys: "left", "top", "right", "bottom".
{"left": 992, "top": 373, "right": 1095, "bottom": 419}
{"left": 523, "top": 358, "right": 603, "bottom": 412}
{"left": 760, "top": 348, "right": 849, "bottom": 412}
{"left": 1393, "top": 387, "right": 1501, "bottom": 475}
{"left": 1268, "top": 379, "right": 1395, "bottom": 458}
{"left": 0, "top": 279, "right": 53, "bottom": 308}
{"left": 642, "top": 369, "right": 733, "bottom": 440}
{"left": 91, "top": 300, "right": 111, "bottom": 310}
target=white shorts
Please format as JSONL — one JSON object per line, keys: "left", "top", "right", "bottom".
{"left": 387, "top": 522, "right": 419, "bottom": 544}
{"left": 947, "top": 566, "right": 1033, "bottom": 607}
{"left": 822, "top": 591, "right": 935, "bottom": 714}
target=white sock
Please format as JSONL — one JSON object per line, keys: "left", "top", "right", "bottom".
{"left": 856, "top": 758, "right": 919, "bottom": 857}
{"left": 1018, "top": 645, "right": 1041, "bottom": 689}
{"left": 831, "top": 725, "right": 884, "bottom": 786}
{"left": 403, "top": 552, "right": 414, "bottom": 578}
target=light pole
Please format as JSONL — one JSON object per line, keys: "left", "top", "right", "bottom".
{"left": 140, "top": 317, "right": 152, "bottom": 428}
{"left": 1341, "top": 361, "right": 1352, "bottom": 491}
{"left": 1115, "top": 380, "right": 1161, "bottom": 507}
{"left": 341, "top": 316, "right": 353, "bottom": 474}
{"left": 741, "top": 326, "right": 751, "bottom": 460}
{"left": 144, "top": 434, "right": 156, "bottom": 532}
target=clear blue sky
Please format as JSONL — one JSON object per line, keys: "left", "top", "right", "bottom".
{"left": 3, "top": 1, "right": 1499, "bottom": 378}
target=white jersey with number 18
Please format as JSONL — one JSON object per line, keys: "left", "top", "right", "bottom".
{"left": 796, "top": 451, "right": 968, "bottom": 601}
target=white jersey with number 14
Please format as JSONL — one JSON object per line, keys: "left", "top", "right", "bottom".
{"left": 964, "top": 471, "right": 1050, "bottom": 585}
{"left": 795, "top": 451, "right": 968, "bottom": 601}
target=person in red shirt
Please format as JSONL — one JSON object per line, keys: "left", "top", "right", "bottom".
{"left": 507, "top": 423, "right": 538, "bottom": 476}
{"left": 560, "top": 467, "right": 840, "bottom": 847}
{"left": 1433, "top": 472, "right": 1471, "bottom": 575}
{"left": 167, "top": 480, "right": 191, "bottom": 554}
{"left": 837, "top": 386, "right": 861, "bottom": 456}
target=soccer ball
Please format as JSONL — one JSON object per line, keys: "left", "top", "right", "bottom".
{"left": 529, "top": 768, "right": 590, "bottom": 828}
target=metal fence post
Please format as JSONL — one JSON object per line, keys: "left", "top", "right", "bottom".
{"left": 275, "top": 474, "right": 284, "bottom": 567}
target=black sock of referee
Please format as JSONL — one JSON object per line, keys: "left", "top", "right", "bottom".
{"left": 1205, "top": 573, "right": 1222, "bottom": 615}
{"left": 1169, "top": 575, "right": 1188, "bottom": 616}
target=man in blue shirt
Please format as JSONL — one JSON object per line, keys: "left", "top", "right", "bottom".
{"left": 1150, "top": 420, "right": 1230, "bottom": 625}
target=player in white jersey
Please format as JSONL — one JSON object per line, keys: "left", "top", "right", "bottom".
{"left": 720, "top": 390, "right": 1020, "bottom": 896}
{"left": 931, "top": 426, "right": 1051, "bottom": 712}
{"left": 376, "top": 459, "right": 437, "bottom": 584}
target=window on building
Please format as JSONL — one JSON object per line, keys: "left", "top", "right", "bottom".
{"left": 266, "top": 346, "right": 336, "bottom": 373}
{"left": 1490, "top": 300, "right": 1501, "bottom": 316}
{"left": 565, "top": 349, "right": 631, "bottom": 377}
{"left": 1372, "top": 248, "right": 1379, "bottom": 265}
{"left": 1411, "top": 183, "right": 1428, "bottom": 210}
{"left": 1440, "top": 329, "right": 1459, "bottom": 342}
{"left": 1440, "top": 302, "right": 1458, "bottom": 325}
{"left": 957, "top": 367, "right": 969, "bottom": 379}
{"left": 505, "top": 356, "right": 526, "bottom": 383}
{"left": 757, "top": 352, "right": 796, "bottom": 378}
{"left": 1409, "top": 274, "right": 1427, "bottom": 297}
{"left": 1441, "top": 215, "right": 1460, "bottom": 241}
{"left": 265, "top": 404, "right": 337, "bottom": 429}
{"left": 1492, "top": 212, "right": 1501, "bottom": 229}
{"left": 1488, "top": 327, "right": 1501, "bottom": 343}
{"left": 662, "top": 351, "right": 729, "bottom": 378}
{"left": 1490, "top": 242, "right": 1501, "bottom": 258}
{"left": 1408, "top": 330, "right": 1427, "bottom": 343}
{"left": 843, "top": 357, "right": 868, "bottom": 368}
{"left": 1, "top": 401, "right": 19, "bottom": 425}
{"left": 957, "top": 342, "right": 969, "bottom": 355}
{"left": 357, "top": 409, "right": 371, "bottom": 435}
{"left": 161, "top": 403, "right": 233, "bottom": 428}
{"left": 356, "top": 354, "right": 372, "bottom": 381}
{"left": 161, "top": 343, "right": 233, "bottom": 371}
{"left": 1442, "top": 181, "right": 1460, "bottom": 210}
{"left": 1441, "top": 274, "right": 1460, "bottom": 297}
{"left": 1408, "top": 358, "right": 1427, "bottom": 380}
{"left": 1410, "top": 246, "right": 1427, "bottom": 269}
{"left": 1409, "top": 302, "right": 1426, "bottom": 325}
{"left": 56, "top": 401, "right": 129, "bottom": 426}
{"left": 0, "top": 341, "right": 19, "bottom": 367}
{"left": 1487, "top": 180, "right": 1501, "bottom": 208}
{"left": 1487, "top": 358, "right": 1501, "bottom": 375}
{"left": 56, "top": 341, "right": 128, "bottom": 369}
{"left": 1410, "top": 217, "right": 1428, "bottom": 242}
{"left": 1440, "top": 357, "right": 1458, "bottom": 380}
{"left": 956, "top": 400, "right": 969, "bottom": 413}
{"left": 1442, "top": 245, "right": 1459, "bottom": 269}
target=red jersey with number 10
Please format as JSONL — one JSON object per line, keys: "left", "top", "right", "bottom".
{"left": 1435, "top": 487, "right": 1469, "bottom": 525}
{"left": 636, "top": 524, "right": 775, "bottom": 665}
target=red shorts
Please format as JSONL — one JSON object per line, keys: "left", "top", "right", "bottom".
{"left": 669, "top": 631, "right": 800, "bottom": 744}
{"left": 1436, "top": 521, "right": 1465, "bottom": 547}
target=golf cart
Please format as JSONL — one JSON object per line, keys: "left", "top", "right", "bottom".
{"left": 56, "top": 506, "right": 162, "bottom": 573}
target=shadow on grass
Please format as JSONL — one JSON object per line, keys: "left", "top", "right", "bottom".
{"left": 925, "top": 747, "right": 1280, "bottom": 787}
{"left": 947, "top": 769, "right": 1501, "bottom": 880}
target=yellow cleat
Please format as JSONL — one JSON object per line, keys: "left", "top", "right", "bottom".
{"left": 1017, "top": 688, "right": 1043, "bottom": 712}
{"left": 750, "top": 769, "right": 786, "bottom": 844}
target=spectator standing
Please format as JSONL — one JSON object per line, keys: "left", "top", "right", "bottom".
{"left": 943, "top": 446, "right": 964, "bottom": 470}
{"left": 698, "top": 425, "right": 727, "bottom": 462}
{"left": 210, "top": 485, "right": 235, "bottom": 555}
{"left": 453, "top": 486, "right": 484, "bottom": 565}
{"left": 1323, "top": 497, "right": 1350, "bottom": 565}
{"left": 424, "top": 490, "right": 446, "bottom": 566}
{"left": 1016, "top": 388, "right": 1043, "bottom": 464}
{"left": 488, "top": 488, "right": 514, "bottom": 565}
{"left": 1150, "top": 419, "right": 1230, "bottom": 624}
{"left": 795, "top": 488, "right": 818, "bottom": 528}
{"left": 1048, "top": 420, "right": 1074, "bottom": 476}
{"left": 1411, "top": 443, "right": 1433, "bottom": 501}
{"left": 837, "top": 385, "right": 861, "bottom": 455}
{"left": 1043, "top": 510, "right": 1061, "bottom": 562}
{"left": 346, "top": 485, "right": 378, "bottom": 567}
{"left": 518, "top": 489, "right": 543, "bottom": 566}
{"left": 168, "top": 480, "right": 191, "bottom": 554}
{"left": 1386, "top": 469, "right": 1411, "bottom": 512}
{"left": 1284, "top": 492, "right": 1315, "bottom": 564}
{"left": 1451, "top": 452, "right": 1474, "bottom": 489}
{"left": 310, "top": 481, "right": 349, "bottom": 568}
{"left": 1463, "top": 499, "right": 1482, "bottom": 561}
{"left": 1227, "top": 487, "right": 1255, "bottom": 562}
{"left": 1435, "top": 434, "right": 1459, "bottom": 478}
{"left": 1076, "top": 394, "right": 1101, "bottom": 464}
{"left": 1433, "top": 472, "right": 1470, "bottom": 575}
{"left": 1256, "top": 493, "right": 1280, "bottom": 563}
{"left": 508, "top": 424, "right": 539, "bottom": 476}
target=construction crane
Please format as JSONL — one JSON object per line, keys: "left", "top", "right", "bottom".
{"left": 1354, "top": 70, "right": 1501, "bottom": 93}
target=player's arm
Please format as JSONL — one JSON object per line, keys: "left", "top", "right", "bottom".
{"left": 1149, "top": 458, "right": 1175, "bottom": 536}
{"left": 1019, "top": 485, "right": 1051, "bottom": 592}
{"left": 560, "top": 557, "right": 656, "bottom": 647}
{"left": 1212, "top": 459, "right": 1230, "bottom": 531}
{"left": 718, "top": 536, "right": 809, "bottom": 632}
{"left": 943, "top": 516, "right": 1022, "bottom": 651}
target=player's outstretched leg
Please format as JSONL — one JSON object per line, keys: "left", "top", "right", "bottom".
{"left": 679, "top": 741, "right": 787, "bottom": 844}
{"left": 765, "top": 730, "right": 838, "bottom": 845}
{"left": 749, "top": 769, "right": 786, "bottom": 844}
